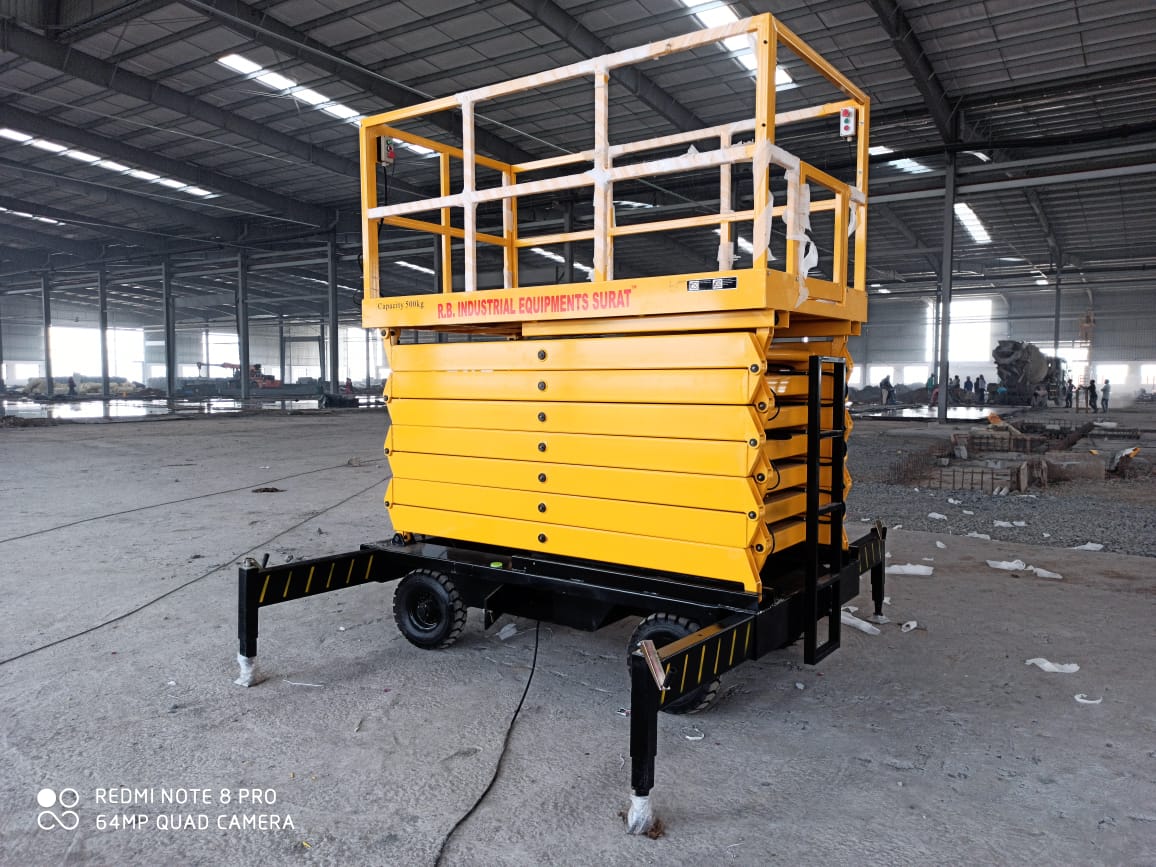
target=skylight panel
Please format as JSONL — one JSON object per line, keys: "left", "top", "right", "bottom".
{"left": 954, "top": 203, "right": 991, "bottom": 244}
{"left": 681, "top": 2, "right": 794, "bottom": 87}
{"left": 0, "top": 127, "right": 217, "bottom": 199}
{"left": 531, "top": 247, "right": 565, "bottom": 264}
{"left": 0, "top": 205, "right": 64, "bottom": 226}
{"left": 869, "top": 145, "right": 932, "bottom": 174}
{"left": 322, "top": 102, "right": 359, "bottom": 120}
{"left": 218, "top": 54, "right": 261, "bottom": 75}
{"left": 256, "top": 71, "right": 296, "bottom": 91}
{"left": 694, "top": 4, "right": 740, "bottom": 28}
{"left": 293, "top": 88, "right": 329, "bottom": 106}
{"left": 29, "top": 139, "right": 67, "bottom": 153}
{"left": 396, "top": 260, "right": 435, "bottom": 275}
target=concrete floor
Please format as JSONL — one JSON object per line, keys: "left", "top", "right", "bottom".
{"left": 2, "top": 412, "right": 1154, "bottom": 866}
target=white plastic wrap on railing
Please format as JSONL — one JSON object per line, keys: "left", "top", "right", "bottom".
{"left": 460, "top": 96, "right": 477, "bottom": 293}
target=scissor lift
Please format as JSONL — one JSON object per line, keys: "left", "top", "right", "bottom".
{"left": 235, "top": 12, "right": 885, "bottom": 833}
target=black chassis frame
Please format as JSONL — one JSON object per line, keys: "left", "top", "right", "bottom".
{"left": 236, "top": 525, "right": 886, "bottom": 808}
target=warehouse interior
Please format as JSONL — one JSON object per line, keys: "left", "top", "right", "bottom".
{"left": 2, "top": 1, "right": 1154, "bottom": 864}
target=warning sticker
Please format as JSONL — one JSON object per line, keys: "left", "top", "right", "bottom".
{"left": 687, "top": 277, "right": 738, "bottom": 292}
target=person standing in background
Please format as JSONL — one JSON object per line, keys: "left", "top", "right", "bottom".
{"left": 1101, "top": 379, "right": 1111, "bottom": 414}
{"left": 879, "top": 374, "right": 894, "bottom": 405}
{"left": 975, "top": 374, "right": 986, "bottom": 405}
{"left": 1064, "top": 378, "right": 1074, "bottom": 409}
{"left": 1089, "top": 379, "right": 1099, "bottom": 413}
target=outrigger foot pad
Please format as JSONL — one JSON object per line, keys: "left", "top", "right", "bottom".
{"left": 625, "top": 794, "right": 655, "bottom": 835}
{"left": 234, "top": 653, "right": 263, "bottom": 687}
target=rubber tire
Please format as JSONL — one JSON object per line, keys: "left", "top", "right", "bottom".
{"left": 393, "top": 569, "right": 467, "bottom": 649}
{"left": 628, "top": 613, "right": 720, "bottom": 715}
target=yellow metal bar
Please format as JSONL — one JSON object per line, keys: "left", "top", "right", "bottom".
{"left": 515, "top": 150, "right": 596, "bottom": 173}
{"left": 367, "top": 125, "right": 511, "bottom": 173}
{"left": 388, "top": 478, "right": 762, "bottom": 547}
{"left": 765, "top": 373, "right": 834, "bottom": 399}
{"left": 387, "top": 368, "right": 766, "bottom": 405}
{"left": 766, "top": 460, "right": 849, "bottom": 493}
{"left": 387, "top": 452, "right": 764, "bottom": 513}
{"left": 592, "top": 62, "right": 612, "bottom": 281}
{"left": 387, "top": 504, "right": 763, "bottom": 591}
{"left": 719, "top": 129, "right": 733, "bottom": 270}
{"left": 610, "top": 210, "right": 756, "bottom": 239}
{"left": 439, "top": 152, "right": 452, "bottom": 293}
{"left": 461, "top": 99, "right": 477, "bottom": 293}
{"left": 388, "top": 399, "right": 765, "bottom": 442}
{"left": 765, "top": 517, "right": 836, "bottom": 554}
{"left": 359, "top": 122, "right": 379, "bottom": 299}
{"left": 775, "top": 100, "right": 859, "bottom": 127}
{"left": 387, "top": 331, "right": 766, "bottom": 371}
{"left": 774, "top": 319, "right": 858, "bottom": 338}
{"left": 763, "top": 433, "right": 806, "bottom": 462}
{"left": 508, "top": 172, "right": 520, "bottom": 289}
{"left": 387, "top": 425, "right": 763, "bottom": 476}
{"left": 515, "top": 229, "right": 597, "bottom": 248}
{"left": 750, "top": 15, "right": 775, "bottom": 271}
{"left": 772, "top": 18, "right": 870, "bottom": 104}
{"left": 382, "top": 215, "right": 506, "bottom": 246}
{"left": 833, "top": 187, "right": 849, "bottom": 291}
{"left": 854, "top": 99, "right": 871, "bottom": 292}
{"left": 361, "top": 95, "right": 460, "bottom": 127}
{"left": 521, "top": 309, "right": 778, "bottom": 337}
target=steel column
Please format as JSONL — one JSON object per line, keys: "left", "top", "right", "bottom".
{"left": 278, "top": 315, "right": 286, "bottom": 385}
{"left": 0, "top": 296, "right": 5, "bottom": 387}
{"left": 98, "top": 266, "right": 110, "bottom": 398}
{"left": 327, "top": 236, "right": 340, "bottom": 392}
{"left": 1052, "top": 261, "right": 1063, "bottom": 359}
{"left": 237, "top": 250, "right": 251, "bottom": 400}
{"left": 41, "top": 272, "right": 53, "bottom": 396}
{"left": 936, "top": 151, "right": 956, "bottom": 423}
{"left": 162, "top": 259, "right": 177, "bottom": 398}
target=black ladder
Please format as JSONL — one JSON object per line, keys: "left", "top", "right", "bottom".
{"left": 803, "top": 354, "right": 848, "bottom": 664}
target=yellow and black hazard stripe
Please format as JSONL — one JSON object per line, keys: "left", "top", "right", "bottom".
{"left": 852, "top": 529, "right": 885, "bottom": 574}
{"left": 654, "top": 614, "right": 755, "bottom": 706}
{"left": 253, "top": 551, "right": 383, "bottom": 608}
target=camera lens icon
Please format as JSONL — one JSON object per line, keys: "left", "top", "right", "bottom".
{"left": 36, "top": 788, "right": 80, "bottom": 830}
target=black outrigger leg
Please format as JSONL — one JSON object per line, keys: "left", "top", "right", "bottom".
{"left": 625, "top": 614, "right": 757, "bottom": 834}
{"left": 236, "top": 558, "right": 263, "bottom": 686}
{"left": 626, "top": 652, "right": 661, "bottom": 833}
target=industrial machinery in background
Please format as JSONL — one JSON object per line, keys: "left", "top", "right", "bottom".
{"left": 234, "top": 13, "right": 886, "bottom": 835}
{"left": 180, "top": 361, "right": 327, "bottom": 399}
{"left": 992, "top": 339, "right": 1068, "bottom": 405}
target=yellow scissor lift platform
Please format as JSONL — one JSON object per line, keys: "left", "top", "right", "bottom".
{"left": 236, "top": 12, "right": 887, "bottom": 836}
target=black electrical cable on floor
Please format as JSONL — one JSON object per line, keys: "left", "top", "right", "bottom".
{"left": 0, "top": 474, "right": 389, "bottom": 668}
{"left": 433, "top": 621, "right": 541, "bottom": 867}
{"left": 0, "top": 457, "right": 385, "bottom": 546}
